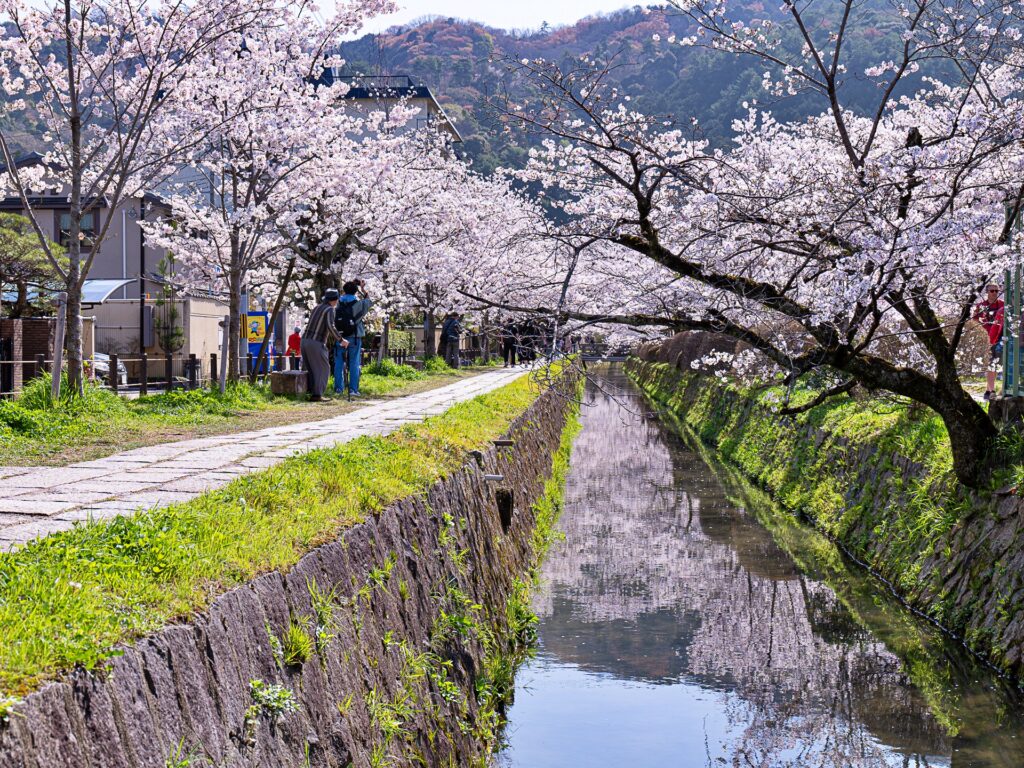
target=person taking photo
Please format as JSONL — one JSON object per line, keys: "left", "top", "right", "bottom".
{"left": 334, "top": 279, "right": 373, "bottom": 397}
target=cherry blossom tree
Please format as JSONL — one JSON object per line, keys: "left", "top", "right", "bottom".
{"left": 145, "top": 0, "right": 393, "bottom": 379}
{"left": 0, "top": 0, "right": 295, "bottom": 394}
{"left": 493, "top": 4, "right": 1024, "bottom": 487}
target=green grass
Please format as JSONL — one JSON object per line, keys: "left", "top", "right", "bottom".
{"left": 0, "top": 374, "right": 542, "bottom": 698}
{"left": 0, "top": 375, "right": 277, "bottom": 463}
{"left": 362, "top": 359, "right": 425, "bottom": 381}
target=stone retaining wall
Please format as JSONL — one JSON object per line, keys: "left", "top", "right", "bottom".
{"left": 627, "top": 356, "right": 1024, "bottom": 682}
{"left": 0, "top": 377, "right": 576, "bottom": 768}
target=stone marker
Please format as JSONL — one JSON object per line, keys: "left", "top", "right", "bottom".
{"left": 270, "top": 370, "right": 308, "bottom": 395}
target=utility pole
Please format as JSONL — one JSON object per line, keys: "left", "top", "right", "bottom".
{"left": 138, "top": 199, "right": 147, "bottom": 355}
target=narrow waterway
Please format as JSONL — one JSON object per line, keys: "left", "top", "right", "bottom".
{"left": 497, "top": 366, "right": 1024, "bottom": 768}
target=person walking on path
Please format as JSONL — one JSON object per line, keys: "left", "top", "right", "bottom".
{"left": 286, "top": 325, "right": 302, "bottom": 370}
{"left": 334, "top": 279, "right": 373, "bottom": 397}
{"left": 301, "top": 290, "right": 348, "bottom": 402}
{"left": 974, "top": 283, "right": 1006, "bottom": 401}
{"left": 501, "top": 318, "right": 518, "bottom": 367}
{"left": 440, "top": 312, "right": 463, "bottom": 369}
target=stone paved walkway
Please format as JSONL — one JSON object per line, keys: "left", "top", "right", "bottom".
{"left": 0, "top": 368, "right": 527, "bottom": 551}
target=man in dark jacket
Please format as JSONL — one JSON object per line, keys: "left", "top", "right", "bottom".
{"left": 440, "top": 312, "right": 463, "bottom": 368}
{"left": 334, "top": 279, "right": 373, "bottom": 397}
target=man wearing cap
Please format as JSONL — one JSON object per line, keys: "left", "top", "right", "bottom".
{"left": 301, "top": 289, "right": 348, "bottom": 401}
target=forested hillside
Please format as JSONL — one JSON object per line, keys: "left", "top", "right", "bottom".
{"left": 341, "top": 4, "right": 925, "bottom": 173}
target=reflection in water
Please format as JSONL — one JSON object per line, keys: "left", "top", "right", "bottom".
{"left": 498, "top": 368, "right": 1024, "bottom": 768}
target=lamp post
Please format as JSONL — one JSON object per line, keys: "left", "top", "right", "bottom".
{"left": 1003, "top": 202, "right": 1023, "bottom": 397}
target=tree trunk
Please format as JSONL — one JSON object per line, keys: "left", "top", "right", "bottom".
{"left": 65, "top": 278, "right": 83, "bottom": 395}
{"left": 424, "top": 311, "right": 437, "bottom": 358}
{"left": 482, "top": 310, "right": 491, "bottom": 363}
{"left": 228, "top": 272, "right": 242, "bottom": 381}
{"left": 12, "top": 283, "right": 28, "bottom": 318}
{"left": 933, "top": 386, "right": 999, "bottom": 488}
{"left": 377, "top": 319, "right": 389, "bottom": 364}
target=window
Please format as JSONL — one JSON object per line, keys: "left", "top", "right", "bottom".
{"left": 59, "top": 212, "right": 95, "bottom": 249}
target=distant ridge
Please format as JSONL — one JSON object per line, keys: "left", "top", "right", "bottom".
{"left": 341, "top": 4, "right": 923, "bottom": 173}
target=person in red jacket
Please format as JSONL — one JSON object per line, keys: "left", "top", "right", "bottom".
{"left": 974, "top": 284, "right": 1005, "bottom": 400}
{"left": 286, "top": 326, "right": 302, "bottom": 370}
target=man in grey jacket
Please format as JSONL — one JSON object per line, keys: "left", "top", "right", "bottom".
{"left": 301, "top": 289, "right": 348, "bottom": 401}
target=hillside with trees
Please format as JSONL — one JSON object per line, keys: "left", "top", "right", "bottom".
{"left": 340, "top": 3, "right": 924, "bottom": 173}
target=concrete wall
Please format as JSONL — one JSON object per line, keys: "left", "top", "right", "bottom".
{"left": 0, "top": 377, "right": 576, "bottom": 767}
{"left": 90, "top": 297, "right": 228, "bottom": 381}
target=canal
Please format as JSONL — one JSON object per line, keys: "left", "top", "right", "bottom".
{"left": 497, "top": 366, "right": 1024, "bottom": 767}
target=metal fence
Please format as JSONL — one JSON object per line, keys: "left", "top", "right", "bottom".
{"left": 0, "top": 346, "right": 425, "bottom": 397}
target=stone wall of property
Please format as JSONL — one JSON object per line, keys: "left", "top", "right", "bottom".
{"left": 627, "top": 353, "right": 1024, "bottom": 682}
{"left": 0, "top": 377, "right": 576, "bottom": 768}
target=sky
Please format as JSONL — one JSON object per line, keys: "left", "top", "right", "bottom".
{"left": 356, "top": 0, "right": 635, "bottom": 34}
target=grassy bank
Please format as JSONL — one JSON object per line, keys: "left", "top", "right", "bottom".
{"left": 0, "top": 366, "right": 486, "bottom": 466}
{"left": 659, "top": 402, "right": 1018, "bottom": 744}
{"left": 0, "top": 373, "right": 542, "bottom": 702}
{"left": 628, "top": 359, "right": 1024, "bottom": 678}
{"left": 628, "top": 361, "right": 960, "bottom": 584}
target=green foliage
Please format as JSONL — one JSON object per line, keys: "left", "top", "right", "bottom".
{"left": 387, "top": 329, "right": 416, "bottom": 354}
{"left": 246, "top": 679, "right": 298, "bottom": 723}
{"left": 0, "top": 212, "right": 63, "bottom": 319}
{"left": 364, "top": 359, "right": 425, "bottom": 380}
{"left": 0, "top": 694, "right": 18, "bottom": 724}
{"left": 164, "top": 739, "right": 199, "bottom": 768}
{"left": 282, "top": 618, "right": 314, "bottom": 667}
{"left": 0, "top": 377, "right": 284, "bottom": 463}
{"left": 153, "top": 256, "right": 185, "bottom": 354}
{"left": 339, "top": 6, "right": 934, "bottom": 172}
{"left": 308, "top": 578, "right": 338, "bottom": 655}
{"left": 0, "top": 375, "right": 540, "bottom": 697}
{"left": 422, "top": 356, "right": 453, "bottom": 374}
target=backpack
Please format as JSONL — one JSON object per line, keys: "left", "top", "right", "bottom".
{"left": 335, "top": 300, "right": 358, "bottom": 337}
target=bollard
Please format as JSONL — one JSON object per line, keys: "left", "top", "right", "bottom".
{"left": 247, "top": 353, "right": 254, "bottom": 378}
{"left": 140, "top": 353, "right": 148, "bottom": 397}
{"left": 210, "top": 353, "right": 217, "bottom": 389}
{"left": 165, "top": 353, "right": 173, "bottom": 393}
{"left": 188, "top": 354, "right": 198, "bottom": 390}
{"left": 109, "top": 353, "right": 119, "bottom": 393}
{"left": 35, "top": 353, "right": 45, "bottom": 377}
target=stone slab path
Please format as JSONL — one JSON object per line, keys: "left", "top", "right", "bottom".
{"left": 0, "top": 368, "right": 528, "bottom": 552}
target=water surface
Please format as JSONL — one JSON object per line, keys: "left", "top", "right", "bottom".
{"left": 498, "top": 367, "right": 1024, "bottom": 767}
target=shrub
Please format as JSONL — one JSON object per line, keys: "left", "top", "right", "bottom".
{"left": 423, "top": 356, "right": 453, "bottom": 374}
{"left": 363, "top": 359, "right": 424, "bottom": 381}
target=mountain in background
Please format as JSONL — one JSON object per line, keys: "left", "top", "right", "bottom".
{"left": 341, "top": 4, "right": 927, "bottom": 174}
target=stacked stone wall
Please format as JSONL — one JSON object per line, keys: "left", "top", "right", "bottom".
{"left": 0, "top": 378, "right": 575, "bottom": 767}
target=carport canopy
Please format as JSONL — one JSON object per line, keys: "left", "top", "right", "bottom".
{"left": 81, "top": 279, "right": 135, "bottom": 304}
